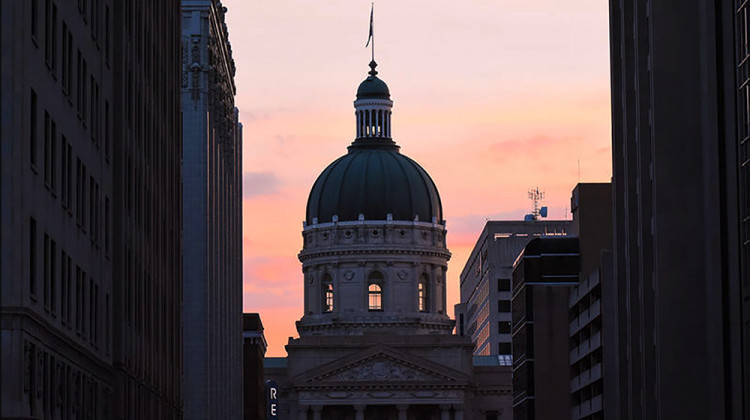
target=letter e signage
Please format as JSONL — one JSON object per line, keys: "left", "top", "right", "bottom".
{"left": 266, "top": 380, "right": 279, "bottom": 419}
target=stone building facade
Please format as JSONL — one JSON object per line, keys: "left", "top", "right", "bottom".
{"left": 1, "top": 0, "right": 184, "bottom": 419}
{"left": 181, "top": 1, "right": 244, "bottom": 419}
{"left": 266, "top": 61, "right": 511, "bottom": 420}
{"left": 110, "top": 0, "right": 183, "bottom": 418}
{"left": 1, "top": 0, "right": 116, "bottom": 417}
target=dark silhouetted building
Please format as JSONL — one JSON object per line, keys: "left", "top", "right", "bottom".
{"left": 457, "top": 221, "right": 569, "bottom": 361}
{"left": 181, "top": 1, "right": 243, "bottom": 419}
{"left": 609, "top": 1, "right": 748, "bottom": 419}
{"left": 511, "top": 237, "right": 580, "bottom": 420}
{"left": 568, "top": 183, "right": 612, "bottom": 420}
{"left": 1, "top": 1, "right": 184, "bottom": 418}
{"left": 111, "top": 0, "right": 183, "bottom": 418}
{"left": 1, "top": 0, "right": 116, "bottom": 417}
{"left": 243, "top": 313, "right": 267, "bottom": 420}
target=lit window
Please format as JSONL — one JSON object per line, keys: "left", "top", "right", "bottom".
{"left": 323, "top": 275, "right": 333, "bottom": 312}
{"left": 369, "top": 284, "right": 382, "bottom": 311}
{"left": 418, "top": 275, "right": 429, "bottom": 312}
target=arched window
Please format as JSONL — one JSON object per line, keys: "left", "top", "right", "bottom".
{"left": 368, "top": 284, "right": 382, "bottom": 311}
{"left": 323, "top": 274, "right": 333, "bottom": 312}
{"left": 368, "top": 271, "right": 383, "bottom": 311}
{"left": 419, "top": 274, "right": 429, "bottom": 312}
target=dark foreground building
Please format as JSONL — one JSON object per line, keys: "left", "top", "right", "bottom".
{"left": 1, "top": 1, "right": 183, "bottom": 419}
{"left": 1, "top": 1, "right": 116, "bottom": 417}
{"left": 243, "top": 313, "right": 267, "bottom": 420}
{"left": 511, "top": 237, "right": 580, "bottom": 420}
{"left": 609, "top": 1, "right": 748, "bottom": 419}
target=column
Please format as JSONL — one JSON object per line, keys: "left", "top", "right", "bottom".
{"left": 312, "top": 405, "right": 323, "bottom": 420}
{"left": 375, "top": 110, "right": 380, "bottom": 137}
{"left": 440, "top": 404, "right": 451, "bottom": 420}
{"left": 354, "top": 404, "right": 365, "bottom": 420}
{"left": 297, "top": 405, "right": 308, "bottom": 420}
{"left": 454, "top": 405, "right": 464, "bottom": 420}
{"left": 397, "top": 404, "right": 408, "bottom": 420}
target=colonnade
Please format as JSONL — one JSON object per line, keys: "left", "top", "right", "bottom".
{"left": 298, "top": 403, "right": 465, "bottom": 420}
{"left": 356, "top": 108, "right": 392, "bottom": 138}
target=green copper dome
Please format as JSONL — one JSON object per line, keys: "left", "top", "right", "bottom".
{"left": 306, "top": 144, "right": 443, "bottom": 224}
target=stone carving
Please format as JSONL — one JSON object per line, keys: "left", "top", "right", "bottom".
{"left": 325, "top": 358, "right": 436, "bottom": 382}
{"left": 344, "top": 271, "right": 354, "bottom": 281}
{"left": 397, "top": 270, "right": 409, "bottom": 280}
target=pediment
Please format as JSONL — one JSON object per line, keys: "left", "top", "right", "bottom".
{"left": 295, "top": 345, "right": 469, "bottom": 384}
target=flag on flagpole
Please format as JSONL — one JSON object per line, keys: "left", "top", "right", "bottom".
{"left": 365, "top": 4, "right": 374, "bottom": 47}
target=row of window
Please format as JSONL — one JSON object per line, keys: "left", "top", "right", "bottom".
{"left": 321, "top": 272, "right": 431, "bottom": 312}
{"left": 24, "top": 341, "right": 109, "bottom": 418}
{"left": 29, "top": 219, "right": 110, "bottom": 354}
{"left": 31, "top": 0, "right": 112, "bottom": 159}
{"left": 32, "top": 0, "right": 110, "bottom": 63}
{"left": 31, "top": 89, "right": 111, "bottom": 255}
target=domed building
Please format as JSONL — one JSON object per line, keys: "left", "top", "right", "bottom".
{"left": 265, "top": 61, "right": 510, "bottom": 420}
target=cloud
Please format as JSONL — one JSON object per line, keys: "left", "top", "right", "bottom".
{"left": 489, "top": 135, "right": 574, "bottom": 161}
{"left": 243, "top": 171, "right": 282, "bottom": 198}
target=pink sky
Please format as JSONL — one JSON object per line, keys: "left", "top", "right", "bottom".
{"left": 223, "top": 0, "right": 612, "bottom": 356}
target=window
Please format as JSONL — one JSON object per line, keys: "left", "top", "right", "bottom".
{"left": 43, "top": 112, "right": 56, "bottom": 193}
{"left": 76, "top": 50, "right": 87, "bottom": 121}
{"left": 498, "top": 342, "right": 512, "bottom": 355}
{"left": 368, "top": 271, "right": 384, "bottom": 311}
{"left": 61, "top": 22, "right": 72, "bottom": 96}
{"left": 31, "top": 0, "right": 39, "bottom": 42}
{"left": 90, "top": 76, "right": 98, "bottom": 144}
{"left": 322, "top": 274, "right": 333, "bottom": 313}
{"left": 498, "top": 321, "right": 511, "bottom": 334}
{"left": 30, "top": 89, "right": 37, "bottom": 168}
{"left": 104, "top": 6, "right": 110, "bottom": 64}
{"left": 418, "top": 274, "right": 429, "bottom": 312}
{"left": 105, "top": 293, "right": 110, "bottom": 354}
{"left": 498, "top": 278, "right": 511, "bottom": 292}
{"left": 60, "top": 250, "right": 68, "bottom": 324}
{"left": 104, "top": 101, "right": 110, "bottom": 159}
{"left": 61, "top": 136, "right": 71, "bottom": 210}
{"left": 89, "top": 176, "right": 95, "bottom": 239}
{"left": 29, "top": 218, "right": 37, "bottom": 297}
{"left": 369, "top": 284, "right": 382, "bottom": 311}
{"left": 43, "top": 234, "right": 56, "bottom": 312}
{"left": 498, "top": 300, "right": 511, "bottom": 312}
{"left": 104, "top": 197, "right": 110, "bottom": 256}
{"left": 75, "top": 266, "right": 83, "bottom": 334}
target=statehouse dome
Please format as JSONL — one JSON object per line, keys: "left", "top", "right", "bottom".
{"left": 305, "top": 61, "right": 443, "bottom": 225}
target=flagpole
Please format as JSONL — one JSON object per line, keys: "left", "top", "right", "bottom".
{"left": 371, "top": 2, "right": 375, "bottom": 63}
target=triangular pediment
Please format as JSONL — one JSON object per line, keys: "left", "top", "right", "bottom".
{"left": 294, "top": 345, "right": 469, "bottom": 384}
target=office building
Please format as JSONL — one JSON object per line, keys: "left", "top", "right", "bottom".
{"left": 457, "top": 221, "right": 570, "bottom": 360}
{"left": 111, "top": 0, "right": 183, "bottom": 418}
{"left": 1, "top": 0, "right": 116, "bottom": 417}
{"left": 568, "top": 183, "right": 612, "bottom": 420}
{"left": 511, "top": 237, "right": 580, "bottom": 420}
{"left": 608, "top": 1, "right": 748, "bottom": 418}
{"left": 181, "top": 1, "right": 244, "bottom": 419}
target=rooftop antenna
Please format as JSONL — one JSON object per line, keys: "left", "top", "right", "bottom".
{"left": 525, "top": 187, "right": 546, "bottom": 221}
{"left": 365, "top": 3, "right": 375, "bottom": 63}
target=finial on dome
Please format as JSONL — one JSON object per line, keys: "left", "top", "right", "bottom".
{"left": 368, "top": 60, "right": 378, "bottom": 77}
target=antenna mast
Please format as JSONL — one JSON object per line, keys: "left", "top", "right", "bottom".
{"left": 527, "top": 187, "right": 546, "bottom": 221}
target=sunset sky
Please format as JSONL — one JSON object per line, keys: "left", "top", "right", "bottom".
{"left": 223, "top": 0, "right": 612, "bottom": 356}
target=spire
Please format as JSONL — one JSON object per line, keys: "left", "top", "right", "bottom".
{"left": 368, "top": 60, "right": 378, "bottom": 77}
